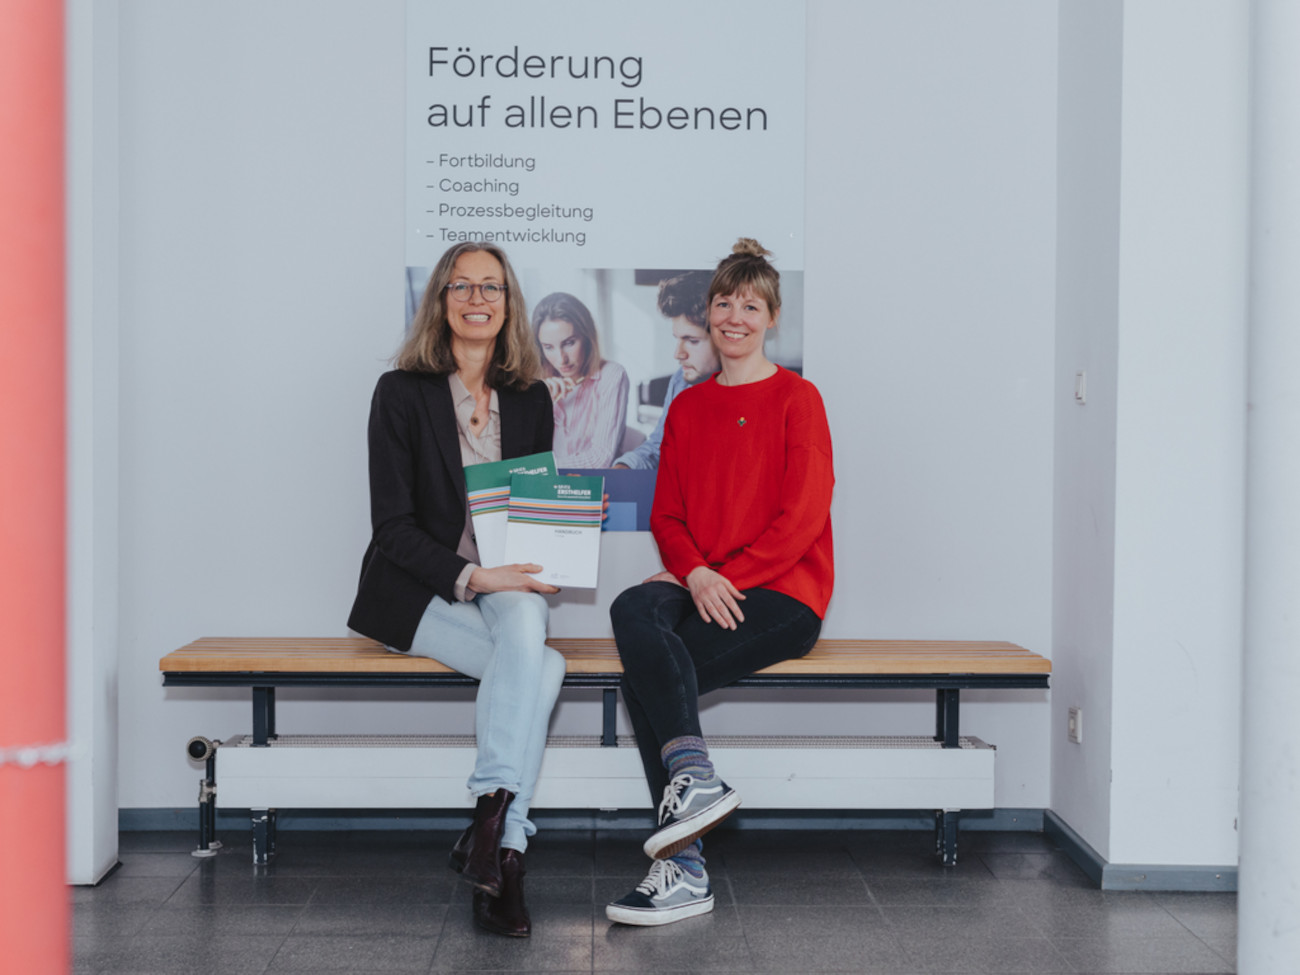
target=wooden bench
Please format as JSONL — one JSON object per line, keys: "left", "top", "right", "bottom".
{"left": 160, "top": 637, "right": 1050, "bottom": 865}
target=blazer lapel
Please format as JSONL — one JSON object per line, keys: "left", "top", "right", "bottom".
{"left": 417, "top": 373, "right": 465, "bottom": 492}
{"left": 498, "top": 385, "right": 530, "bottom": 460}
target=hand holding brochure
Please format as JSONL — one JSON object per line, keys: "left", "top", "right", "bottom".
{"left": 464, "top": 451, "right": 556, "bottom": 569}
{"left": 503, "top": 474, "right": 604, "bottom": 588}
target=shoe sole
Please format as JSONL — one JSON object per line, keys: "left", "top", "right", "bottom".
{"left": 643, "top": 790, "right": 742, "bottom": 859}
{"left": 605, "top": 894, "right": 714, "bottom": 926}
{"left": 473, "top": 915, "right": 531, "bottom": 938}
{"left": 451, "top": 855, "right": 503, "bottom": 897}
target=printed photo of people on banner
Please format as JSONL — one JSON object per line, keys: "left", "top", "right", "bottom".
{"left": 404, "top": 264, "right": 804, "bottom": 530}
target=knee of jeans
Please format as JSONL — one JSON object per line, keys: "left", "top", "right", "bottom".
{"left": 610, "top": 584, "right": 656, "bottom": 629}
{"left": 491, "top": 591, "right": 549, "bottom": 640}
{"left": 540, "top": 646, "right": 566, "bottom": 698}
{"left": 491, "top": 632, "right": 559, "bottom": 681}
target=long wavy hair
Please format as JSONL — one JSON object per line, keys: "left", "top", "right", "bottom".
{"left": 394, "top": 242, "right": 540, "bottom": 390}
{"left": 530, "top": 291, "right": 603, "bottom": 382}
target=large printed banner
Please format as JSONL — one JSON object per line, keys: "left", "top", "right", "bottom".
{"left": 406, "top": 1, "right": 806, "bottom": 527}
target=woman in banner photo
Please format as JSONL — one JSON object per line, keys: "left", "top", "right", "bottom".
{"left": 347, "top": 241, "right": 562, "bottom": 939}
{"left": 605, "top": 239, "right": 835, "bottom": 926}
{"left": 532, "top": 291, "right": 630, "bottom": 468}
{"left": 613, "top": 270, "right": 720, "bottom": 470}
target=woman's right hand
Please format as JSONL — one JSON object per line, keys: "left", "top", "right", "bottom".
{"left": 543, "top": 376, "right": 582, "bottom": 403}
{"left": 685, "top": 565, "right": 746, "bottom": 630}
{"left": 469, "top": 564, "right": 560, "bottom": 595}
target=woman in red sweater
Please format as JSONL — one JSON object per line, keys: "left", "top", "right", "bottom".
{"left": 605, "top": 239, "right": 835, "bottom": 926}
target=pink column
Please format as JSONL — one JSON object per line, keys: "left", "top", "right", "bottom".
{"left": 0, "top": 1, "right": 70, "bottom": 970}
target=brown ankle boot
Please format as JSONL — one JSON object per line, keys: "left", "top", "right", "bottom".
{"left": 450, "top": 790, "right": 514, "bottom": 897}
{"left": 472, "top": 848, "right": 530, "bottom": 937}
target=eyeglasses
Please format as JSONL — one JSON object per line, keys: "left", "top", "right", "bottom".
{"left": 446, "top": 282, "right": 507, "bottom": 302}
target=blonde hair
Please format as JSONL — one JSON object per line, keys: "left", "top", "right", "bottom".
{"left": 394, "top": 242, "right": 540, "bottom": 390}
{"left": 707, "top": 237, "right": 781, "bottom": 314}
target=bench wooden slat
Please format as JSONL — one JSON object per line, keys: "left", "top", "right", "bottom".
{"left": 160, "top": 636, "right": 1050, "bottom": 677}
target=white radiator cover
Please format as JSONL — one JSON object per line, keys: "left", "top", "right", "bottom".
{"left": 215, "top": 734, "right": 995, "bottom": 811}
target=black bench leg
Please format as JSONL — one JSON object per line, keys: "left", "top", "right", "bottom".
{"left": 252, "top": 809, "right": 277, "bottom": 865}
{"left": 933, "top": 690, "right": 962, "bottom": 866}
{"left": 602, "top": 688, "right": 617, "bottom": 746}
{"left": 935, "top": 810, "right": 959, "bottom": 866}
{"left": 935, "top": 689, "right": 960, "bottom": 748}
{"left": 252, "top": 687, "right": 276, "bottom": 746}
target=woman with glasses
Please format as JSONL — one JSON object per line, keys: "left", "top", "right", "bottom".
{"left": 348, "top": 241, "right": 562, "bottom": 938}
{"left": 531, "top": 291, "right": 630, "bottom": 468}
{"left": 605, "top": 239, "right": 835, "bottom": 926}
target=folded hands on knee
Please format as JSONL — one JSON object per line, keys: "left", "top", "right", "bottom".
{"left": 642, "top": 567, "right": 746, "bottom": 630}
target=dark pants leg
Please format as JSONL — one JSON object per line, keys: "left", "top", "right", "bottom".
{"left": 610, "top": 581, "right": 822, "bottom": 804}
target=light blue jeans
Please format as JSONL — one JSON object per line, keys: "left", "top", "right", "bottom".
{"left": 402, "top": 590, "right": 565, "bottom": 852}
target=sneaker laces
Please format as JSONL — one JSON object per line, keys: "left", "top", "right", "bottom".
{"left": 635, "top": 858, "right": 684, "bottom": 896}
{"left": 657, "top": 774, "right": 696, "bottom": 824}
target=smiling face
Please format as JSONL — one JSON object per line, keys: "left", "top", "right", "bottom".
{"left": 536, "top": 318, "right": 587, "bottom": 379}
{"left": 671, "top": 316, "right": 719, "bottom": 383}
{"left": 445, "top": 250, "right": 507, "bottom": 354}
{"left": 708, "top": 289, "right": 778, "bottom": 365}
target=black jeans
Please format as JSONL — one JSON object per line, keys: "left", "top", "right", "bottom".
{"left": 609, "top": 581, "right": 822, "bottom": 804}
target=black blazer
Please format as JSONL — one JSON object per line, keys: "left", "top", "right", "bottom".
{"left": 347, "top": 369, "right": 554, "bottom": 650}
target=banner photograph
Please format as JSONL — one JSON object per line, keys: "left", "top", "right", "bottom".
{"left": 405, "top": 0, "right": 807, "bottom": 526}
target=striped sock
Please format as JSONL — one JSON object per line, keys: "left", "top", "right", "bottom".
{"left": 661, "top": 735, "right": 715, "bottom": 782}
{"left": 670, "top": 839, "right": 706, "bottom": 879}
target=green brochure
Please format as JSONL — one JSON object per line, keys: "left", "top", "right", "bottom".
{"left": 463, "top": 451, "right": 556, "bottom": 568}
{"left": 503, "top": 473, "right": 604, "bottom": 588}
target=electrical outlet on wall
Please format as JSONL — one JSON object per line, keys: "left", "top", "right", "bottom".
{"left": 1068, "top": 706, "right": 1083, "bottom": 744}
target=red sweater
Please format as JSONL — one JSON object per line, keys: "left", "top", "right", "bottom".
{"left": 651, "top": 367, "right": 835, "bottom": 618}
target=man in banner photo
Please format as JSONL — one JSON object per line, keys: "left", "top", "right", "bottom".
{"left": 614, "top": 270, "right": 718, "bottom": 470}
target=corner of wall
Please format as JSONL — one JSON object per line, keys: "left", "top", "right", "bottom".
{"left": 1049, "top": 0, "right": 1125, "bottom": 863}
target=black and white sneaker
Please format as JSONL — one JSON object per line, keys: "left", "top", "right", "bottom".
{"left": 606, "top": 858, "right": 714, "bottom": 926}
{"left": 643, "top": 773, "right": 741, "bottom": 859}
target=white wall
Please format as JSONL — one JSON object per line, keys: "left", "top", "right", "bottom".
{"left": 1108, "top": 0, "right": 1248, "bottom": 866}
{"left": 805, "top": 0, "right": 1057, "bottom": 806}
{"left": 105, "top": 2, "right": 1058, "bottom": 814}
{"left": 1052, "top": 0, "right": 1248, "bottom": 868}
{"left": 67, "top": 0, "right": 121, "bottom": 883}
{"left": 1052, "top": 0, "right": 1123, "bottom": 863}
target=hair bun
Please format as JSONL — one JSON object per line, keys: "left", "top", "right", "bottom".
{"left": 732, "top": 237, "right": 772, "bottom": 258}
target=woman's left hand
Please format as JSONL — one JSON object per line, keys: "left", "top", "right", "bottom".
{"left": 468, "top": 564, "right": 561, "bottom": 595}
{"left": 685, "top": 566, "right": 746, "bottom": 630}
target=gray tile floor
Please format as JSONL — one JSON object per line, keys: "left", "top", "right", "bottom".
{"left": 73, "top": 828, "right": 1236, "bottom": 974}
